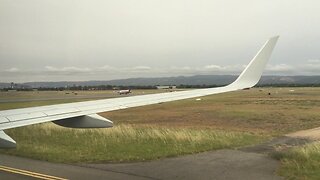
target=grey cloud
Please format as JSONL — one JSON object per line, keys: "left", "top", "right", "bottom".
{"left": 204, "top": 65, "right": 226, "bottom": 71}
{"left": 45, "top": 66, "right": 92, "bottom": 72}
{"left": 2, "top": 62, "right": 320, "bottom": 83}
{"left": 6, "top": 61, "right": 317, "bottom": 83}
{"left": 266, "top": 64, "right": 295, "bottom": 72}
{"left": 308, "top": 59, "right": 320, "bottom": 63}
{"left": 5, "top": 67, "right": 20, "bottom": 72}
{"left": 130, "top": 66, "right": 152, "bottom": 71}
{"left": 301, "top": 60, "right": 320, "bottom": 74}
{"left": 42, "top": 66, "right": 151, "bottom": 75}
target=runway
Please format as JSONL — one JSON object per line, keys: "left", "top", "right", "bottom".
{"left": 0, "top": 149, "right": 281, "bottom": 180}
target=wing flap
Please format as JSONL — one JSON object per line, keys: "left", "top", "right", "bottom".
{"left": 0, "top": 117, "right": 9, "bottom": 124}
{"left": 44, "top": 108, "right": 81, "bottom": 116}
{"left": 77, "top": 104, "right": 120, "bottom": 111}
{"left": 7, "top": 112, "right": 47, "bottom": 122}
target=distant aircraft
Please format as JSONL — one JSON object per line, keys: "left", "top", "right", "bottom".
{"left": 0, "top": 36, "right": 279, "bottom": 148}
{"left": 118, "top": 89, "right": 131, "bottom": 95}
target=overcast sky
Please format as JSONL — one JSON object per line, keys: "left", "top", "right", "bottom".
{"left": 1, "top": 0, "right": 320, "bottom": 82}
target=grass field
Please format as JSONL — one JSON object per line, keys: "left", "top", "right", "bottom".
{"left": 0, "top": 88, "right": 320, "bottom": 178}
{"left": 0, "top": 89, "right": 167, "bottom": 101}
{"left": 102, "top": 87, "right": 320, "bottom": 135}
{"left": 0, "top": 89, "right": 168, "bottom": 110}
{"left": 274, "top": 142, "right": 320, "bottom": 180}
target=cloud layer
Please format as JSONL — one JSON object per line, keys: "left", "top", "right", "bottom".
{"left": 1, "top": 59, "right": 320, "bottom": 82}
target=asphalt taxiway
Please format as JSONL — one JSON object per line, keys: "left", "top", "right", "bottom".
{"left": 2, "top": 128, "right": 318, "bottom": 180}
{"left": 0, "top": 148, "right": 281, "bottom": 180}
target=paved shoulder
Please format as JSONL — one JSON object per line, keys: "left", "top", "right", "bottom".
{"left": 1, "top": 150, "right": 281, "bottom": 180}
{"left": 83, "top": 150, "right": 282, "bottom": 180}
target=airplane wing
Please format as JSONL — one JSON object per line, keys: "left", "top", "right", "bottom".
{"left": 0, "top": 36, "right": 279, "bottom": 148}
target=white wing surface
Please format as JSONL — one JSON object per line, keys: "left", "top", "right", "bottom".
{"left": 0, "top": 36, "right": 279, "bottom": 148}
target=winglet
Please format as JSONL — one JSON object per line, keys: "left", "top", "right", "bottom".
{"left": 228, "top": 36, "right": 279, "bottom": 90}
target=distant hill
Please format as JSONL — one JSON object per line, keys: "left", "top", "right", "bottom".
{"left": 0, "top": 83, "right": 10, "bottom": 89}
{"left": 1, "top": 75, "right": 320, "bottom": 88}
{"left": 258, "top": 76, "right": 320, "bottom": 85}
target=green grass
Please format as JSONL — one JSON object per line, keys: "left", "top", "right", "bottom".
{"left": 1, "top": 124, "right": 266, "bottom": 163}
{"left": 274, "top": 142, "right": 320, "bottom": 180}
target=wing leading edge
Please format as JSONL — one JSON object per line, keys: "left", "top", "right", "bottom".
{"left": 0, "top": 36, "right": 279, "bottom": 148}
